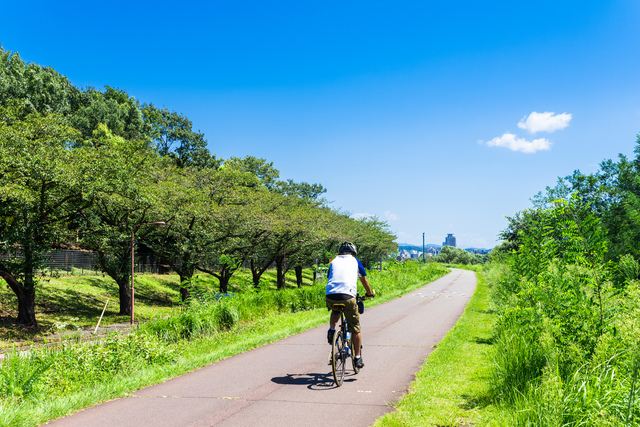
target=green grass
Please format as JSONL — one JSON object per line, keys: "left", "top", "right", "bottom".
{"left": 0, "top": 269, "right": 317, "bottom": 347}
{"left": 374, "top": 271, "right": 506, "bottom": 427}
{"left": 0, "top": 309, "right": 330, "bottom": 427}
{"left": 0, "top": 273, "right": 182, "bottom": 346}
{"left": 444, "top": 263, "right": 485, "bottom": 272}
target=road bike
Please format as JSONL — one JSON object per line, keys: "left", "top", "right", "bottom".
{"left": 330, "top": 293, "right": 370, "bottom": 387}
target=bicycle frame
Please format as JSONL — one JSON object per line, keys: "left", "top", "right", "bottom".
{"left": 330, "top": 294, "right": 368, "bottom": 386}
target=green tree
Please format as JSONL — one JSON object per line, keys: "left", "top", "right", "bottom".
{"left": 146, "top": 166, "right": 205, "bottom": 300}
{"left": 141, "top": 104, "right": 219, "bottom": 169}
{"left": 528, "top": 136, "right": 640, "bottom": 265}
{"left": 348, "top": 216, "right": 398, "bottom": 268}
{"left": 266, "top": 196, "right": 328, "bottom": 290}
{"left": 239, "top": 191, "right": 288, "bottom": 288}
{"left": 273, "top": 179, "right": 327, "bottom": 202}
{"left": 149, "top": 167, "right": 261, "bottom": 297}
{"left": 69, "top": 86, "right": 150, "bottom": 141}
{"left": 74, "top": 126, "right": 163, "bottom": 315}
{"left": 434, "top": 246, "right": 477, "bottom": 265}
{"left": 223, "top": 156, "right": 280, "bottom": 189}
{"left": 0, "top": 47, "right": 80, "bottom": 116}
{"left": 194, "top": 175, "right": 274, "bottom": 293}
{"left": 0, "top": 104, "right": 102, "bottom": 326}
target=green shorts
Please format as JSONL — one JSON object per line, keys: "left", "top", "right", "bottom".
{"left": 326, "top": 296, "right": 360, "bottom": 334}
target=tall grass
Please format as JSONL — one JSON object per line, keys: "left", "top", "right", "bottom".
{"left": 499, "top": 353, "right": 640, "bottom": 426}
{"left": 485, "top": 261, "right": 640, "bottom": 426}
{"left": 141, "top": 261, "right": 448, "bottom": 342}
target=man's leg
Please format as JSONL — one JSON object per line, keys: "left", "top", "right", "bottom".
{"left": 353, "top": 332, "right": 362, "bottom": 357}
{"left": 327, "top": 310, "right": 340, "bottom": 344}
{"left": 352, "top": 331, "right": 364, "bottom": 368}
{"left": 329, "top": 310, "right": 340, "bottom": 329}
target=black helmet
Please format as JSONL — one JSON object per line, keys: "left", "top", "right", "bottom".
{"left": 338, "top": 241, "right": 357, "bottom": 255}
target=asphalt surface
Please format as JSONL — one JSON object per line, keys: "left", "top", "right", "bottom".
{"left": 44, "top": 268, "right": 477, "bottom": 427}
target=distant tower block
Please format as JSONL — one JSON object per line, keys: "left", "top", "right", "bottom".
{"left": 442, "top": 233, "right": 456, "bottom": 247}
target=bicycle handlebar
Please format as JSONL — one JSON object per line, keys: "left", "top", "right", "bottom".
{"left": 357, "top": 292, "right": 375, "bottom": 302}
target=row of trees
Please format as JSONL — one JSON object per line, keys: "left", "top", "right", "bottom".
{"left": 433, "top": 246, "right": 488, "bottom": 265}
{"left": 0, "top": 48, "right": 397, "bottom": 327}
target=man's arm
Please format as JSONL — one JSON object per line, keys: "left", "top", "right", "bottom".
{"left": 359, "top": 276, "right": 375, "bottom": 297}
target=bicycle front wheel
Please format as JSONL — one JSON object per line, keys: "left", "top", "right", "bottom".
{"left": 331, "top": 329, "right": 346, "bottom": 386}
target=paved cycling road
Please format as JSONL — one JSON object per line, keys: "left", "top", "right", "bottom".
{"left": 45, "top": 269, "right": 476, "bottom": 427}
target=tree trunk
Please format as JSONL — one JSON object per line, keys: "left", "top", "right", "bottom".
{"left": 197, "top": 261, "right": 239, "bottom": 295}
{"left": 96, "top": 251, "right": 131, "bottom": 315}
{"left": 251, "top": 271, "right": 262, "bottom": 288}
{"left": 250, "top": 258, "right": 273, "bottom": 289}
{"left": 0, "top": 261, "right": 38, "bottom": 327}
{"left": 250, "top": 259, "right": 261, "bottom": 288}
{"left": 275, "top": 258, "right": 285, "bottom": 290}
{"left": 295, "top": 266, "right": 303, "bottom": 287}
{"left": 173, "top": 254, "right": 196, "bottom": 302}
{"left": 178, "top": 272, "right": 192, "bottom": 301}
{"left": 118, "top": 278, "right": 132, "bottom": 315}
{"left": 218, "top": 275, "right": 230, "bottom": 294}
{"left": 17, "top": 289, "right": 37, "bottom": 326}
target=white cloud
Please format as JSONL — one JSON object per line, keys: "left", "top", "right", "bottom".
{"left": 352, "top": 212, "right": 373, "bottom": 220}
{"left": 486, "top": 133, "right": 552, "bottom": 154}
{"left": 384, "top": 211, "right": 400, "bottom": 221}
{"left": 518, "top": 111, "right": 572, "bottom": 134}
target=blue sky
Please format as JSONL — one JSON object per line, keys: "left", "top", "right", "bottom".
{"left": 3, "top": 1, "right": 640, "bottom": 248}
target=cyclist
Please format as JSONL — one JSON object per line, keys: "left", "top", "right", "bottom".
{"left": 326, "top": 241, "right": 375, "bottom": 369}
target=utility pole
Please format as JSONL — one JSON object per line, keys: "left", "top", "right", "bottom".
{"left": 423, "top": 232, "right": 426, "bottom": 263}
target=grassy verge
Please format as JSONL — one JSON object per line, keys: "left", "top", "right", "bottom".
{"left": 374, "top": 270, "right": 504, "bottom": 426}
{"left": 0, "top": 269, "right": 316, "bottom": 347}
{"left": 0, "top": 262, "right": 449, "bottom": 427}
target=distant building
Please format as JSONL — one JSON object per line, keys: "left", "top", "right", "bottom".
{"left": 443, "top": 234, "right": 456, "bottom": 247}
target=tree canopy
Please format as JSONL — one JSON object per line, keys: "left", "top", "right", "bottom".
{"left": 0, "top": 48, "right": 397, "bottom": 326}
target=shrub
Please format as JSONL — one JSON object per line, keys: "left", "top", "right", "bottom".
{"left": 216, "top": 303, "right": 239, "bottom": 329}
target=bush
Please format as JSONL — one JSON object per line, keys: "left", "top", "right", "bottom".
{"left": 216, "top": 303, "right": 239, "bottom": 329}
{"left": 485, "top": 258, "right": 639, "bottom": 425}
{"left": 434, "top": 246, "right": 482, "bottom": 265}
{"left": 0, "top": 332, "right": 175, "bottom": 403}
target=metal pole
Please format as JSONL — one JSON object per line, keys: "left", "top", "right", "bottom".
{"left": 94, "top": 298, "right": 110, "bottom": 334}
{"left": 131, "top": 229, "right": 135, "bottom": 325}
{"left": 423, "top": 232, "right": 426, "bottom": 263}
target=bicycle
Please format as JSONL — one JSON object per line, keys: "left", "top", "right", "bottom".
{"left": 330, "top": 293, "right": 371, "bottom": 387}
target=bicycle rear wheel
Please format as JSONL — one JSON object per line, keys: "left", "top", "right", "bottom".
{"left": 331, "top": 329, "right": 346, "bottom": 386}
{"left": 351, "top": 345, "right": 360, "bottom": 374}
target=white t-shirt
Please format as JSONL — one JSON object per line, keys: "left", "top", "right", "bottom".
{"left": 325, "top": 255, "right": 367, "bottom": 297}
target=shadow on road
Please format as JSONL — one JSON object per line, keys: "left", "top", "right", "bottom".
{"left": 271, "top": 372, "right": 359, "bottom": 390}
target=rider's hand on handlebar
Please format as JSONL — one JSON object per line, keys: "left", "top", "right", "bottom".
{"left": 365, "top": 291, "right": 375, "bottom": 298}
